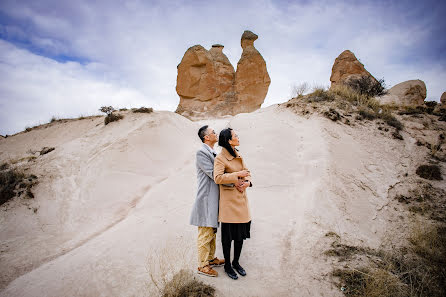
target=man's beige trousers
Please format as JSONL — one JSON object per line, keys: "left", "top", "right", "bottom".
{"left": 197, "top": 227, "right": 216, "bottom": 268}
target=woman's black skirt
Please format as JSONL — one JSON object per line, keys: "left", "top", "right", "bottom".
{"left": 221, "top": 221, "right": 251, "bottom": 242}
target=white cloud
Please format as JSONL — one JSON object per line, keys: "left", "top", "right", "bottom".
{"left": 0, "top": 0, "right": 444, "bottom": 135}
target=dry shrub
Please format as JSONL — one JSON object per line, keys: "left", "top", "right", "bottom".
{"left": 0, "top": 167, "right": 25, "bottom": 205}
{"left": 345, "top": 76, "right": 387, "bottom": 97}
{"left": 415, "top": 164, "right": 442, "bottom": 180}
{"left": 146, "top": 238, "right": 215, "bottom": 297}
{"left": 379, "top": 111, "right": 403, "bottom": 131}
{"left": 104, "top": 113, "right": 123, "bottom": 125}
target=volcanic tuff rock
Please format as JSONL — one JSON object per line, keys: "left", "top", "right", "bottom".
{"left": 376, "top": 80, "right": 427, "bottom": 106}
{"left": 175, "top": 31, "right": 270, "bottom": 117}
{"left": 441, "top": 92, "right": 446, "bottom": 105}
{"left": 235, "top": 30, "right": 271, "bottom": 113}
{"left": 330, "top": 50, "right": 378, "bottom": 87}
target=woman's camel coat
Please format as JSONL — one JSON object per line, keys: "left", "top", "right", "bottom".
{"left": 213, "top": 147, "right": 251, "bottom": 223}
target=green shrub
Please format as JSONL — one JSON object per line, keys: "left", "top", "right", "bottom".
{"left": 346, "top": 76, "right": 387, "bottom": 97}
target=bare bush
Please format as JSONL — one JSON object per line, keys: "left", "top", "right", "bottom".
{"left": 291, "top": 82, "right": 309, "bottom": 98}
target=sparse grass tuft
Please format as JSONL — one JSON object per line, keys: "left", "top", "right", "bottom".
{"left": 133, "top": 107, "right": 154, "bottom": 113}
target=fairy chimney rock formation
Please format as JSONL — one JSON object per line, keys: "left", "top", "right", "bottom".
{"left": 175, "top": 31, "right": 270, "bottom": 118}
{"left": 330, "top": 50, "right": 377, "bottom": 87}
{"left": 235, "top": 30, "right": 271, "bottom": 113}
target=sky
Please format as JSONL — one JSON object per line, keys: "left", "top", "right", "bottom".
{"left": 0, "top": 0, "right": 445, "bottom": 135}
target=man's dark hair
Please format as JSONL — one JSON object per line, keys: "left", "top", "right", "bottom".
{"left": 198, "top": 125, "right": 209, "bottom": 143}
{"left": 218, "top": 128, "right": 237, "bottom": 157}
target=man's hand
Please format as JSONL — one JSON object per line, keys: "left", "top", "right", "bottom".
{"left": 235, "top": 180, "right": 250, "bottom": 193}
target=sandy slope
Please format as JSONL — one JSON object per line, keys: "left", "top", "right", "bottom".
{"left": 1, "top": 105, "right": 441, "bottom": 296}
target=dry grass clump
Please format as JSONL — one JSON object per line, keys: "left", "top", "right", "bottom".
{"left": 147, "top": 239, "right": 216, "bottom": 297}
{"left": 307, "top": 86, "right": 335, "bottom": 102}
{"left": 133, "top": 107, "right": 153, "bottom": 113}
{"left": 161, "top": 269, "right": 215, "bottom": 297}
{"left": 333, "top": 267, "right": 406, "bottom": 297}
{"left": 415, "top": 164, "right": 442, "bottom": 180}
{"left": 327, "top": 224, "right": 446, "bottom": 297}
{"left": 0, "top": 163, "right": 38, "bottom": 205}
{"left": 0, "top": 166, "right": 25, "bottom": 205}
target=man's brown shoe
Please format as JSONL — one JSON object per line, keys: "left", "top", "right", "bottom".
{"left": 197, "top": 265, "right": 218, "bottom": 277}
{"left": 209, "top": 257, "right": 225, "bottom": 267}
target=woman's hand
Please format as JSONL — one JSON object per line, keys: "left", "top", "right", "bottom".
{"left": 237, "top": 170, "right": 250, "bottom": 178}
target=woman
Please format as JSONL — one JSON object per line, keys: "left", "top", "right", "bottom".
{"left": 213, "top": 128, "right": 252, "bottom": 280}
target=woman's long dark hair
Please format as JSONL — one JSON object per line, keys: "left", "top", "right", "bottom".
{"left": 218, "top": 128, "right": 237, "bottom": 157}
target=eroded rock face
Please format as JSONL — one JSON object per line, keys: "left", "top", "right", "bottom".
{"left": 235, "top": 31, "right": 271, "bottom": 113}
{"left": 440, "top": 92, "right": 446, "bottom": 105}
{"left": 175, "top": 45, "right": 222, "bottom": 116}
{"left": 330, "top": 50, "right": 377, "bottom": 87}
{"left": 175, "top": 31, "right": 270, "bottom": 117}
{"left": 376, "top": 80, "right": 426, "bottom": 106}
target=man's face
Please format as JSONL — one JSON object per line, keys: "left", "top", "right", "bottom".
{"left": 205, "top": 128, "right": 218, "bottom": 143}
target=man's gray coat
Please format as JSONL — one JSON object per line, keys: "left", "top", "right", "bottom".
{"left": 190, "top": 143, "right": 220, "bottom": 228}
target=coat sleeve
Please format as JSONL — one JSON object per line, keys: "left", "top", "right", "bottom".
{"left": 241, "top": 157, "right": 253, "bottom": 187}
{"left": 214, "top": 156, "right": 239, "bottom": 184}
{"left": 196, "top": 150, "right": 214, "bottom": 180}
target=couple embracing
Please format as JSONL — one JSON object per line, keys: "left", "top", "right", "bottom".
{"left": 190, "top": 125, "right": 252, "bottom": 280}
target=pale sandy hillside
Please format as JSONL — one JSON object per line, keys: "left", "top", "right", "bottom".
{"left": 0, "top": 104, "right": 444, "bottom": 297}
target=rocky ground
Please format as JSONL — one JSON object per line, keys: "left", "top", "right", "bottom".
{"left": 0, "top": 99, "right": 444, "bottom": 296}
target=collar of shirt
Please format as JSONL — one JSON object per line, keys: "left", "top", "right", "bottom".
{"left": 204, "top": 143, "right": 217, "bottom": 156}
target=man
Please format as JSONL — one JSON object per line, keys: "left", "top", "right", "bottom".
{"left": 190, "top": 125, "right": 225, "bottom": 277}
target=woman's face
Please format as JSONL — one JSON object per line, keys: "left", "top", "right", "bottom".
{"left": 228, "top": 130, "right": 240, "bottom": 147}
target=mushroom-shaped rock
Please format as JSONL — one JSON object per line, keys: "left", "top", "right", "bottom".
{"left": 234, "top": 30, "right": 271, "bottom": 113}
{"left": 330, "top": 50, "right": 377, "bottom": 87}
{"left": 440, "top": 92, "right": 446, "bottom": 105}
